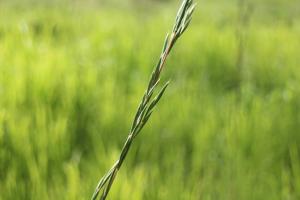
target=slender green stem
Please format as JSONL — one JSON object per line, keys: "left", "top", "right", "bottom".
{"left": 91, "top": 1, "right": 196, "bottom": 199}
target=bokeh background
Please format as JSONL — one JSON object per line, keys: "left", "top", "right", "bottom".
{"left": 0, "top": 0, "right": 300, "bottom": 199}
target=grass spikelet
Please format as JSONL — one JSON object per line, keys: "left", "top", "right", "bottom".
{"left": 91, "top": 1, "right": 196, "bottom": 199}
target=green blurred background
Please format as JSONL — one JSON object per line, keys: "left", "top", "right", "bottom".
{"left": 0, "top": 0, "right": 300, "bottom": 199}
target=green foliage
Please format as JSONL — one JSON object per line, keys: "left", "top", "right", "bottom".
{"left": 0, "top": 0, "right": 300, "bottom": 199}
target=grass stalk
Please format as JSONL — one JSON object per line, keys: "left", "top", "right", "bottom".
{"left": 91, "top": 1, "right": 196, "bottom": 199}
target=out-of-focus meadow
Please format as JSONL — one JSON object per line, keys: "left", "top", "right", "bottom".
{"left": 0, "top": 0, "right": 300, "bottom": 199}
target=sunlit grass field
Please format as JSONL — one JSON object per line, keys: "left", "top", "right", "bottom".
{"left": 0, "top": 0, "right": 300, "bottom": 199}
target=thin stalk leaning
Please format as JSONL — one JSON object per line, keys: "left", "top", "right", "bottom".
{"left": 91, "top": 1, "right": 196, "bottom": 199}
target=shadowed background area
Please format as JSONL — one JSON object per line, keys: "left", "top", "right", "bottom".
{"left": 0, "top": 0, "right": 300, "bottom": 199}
